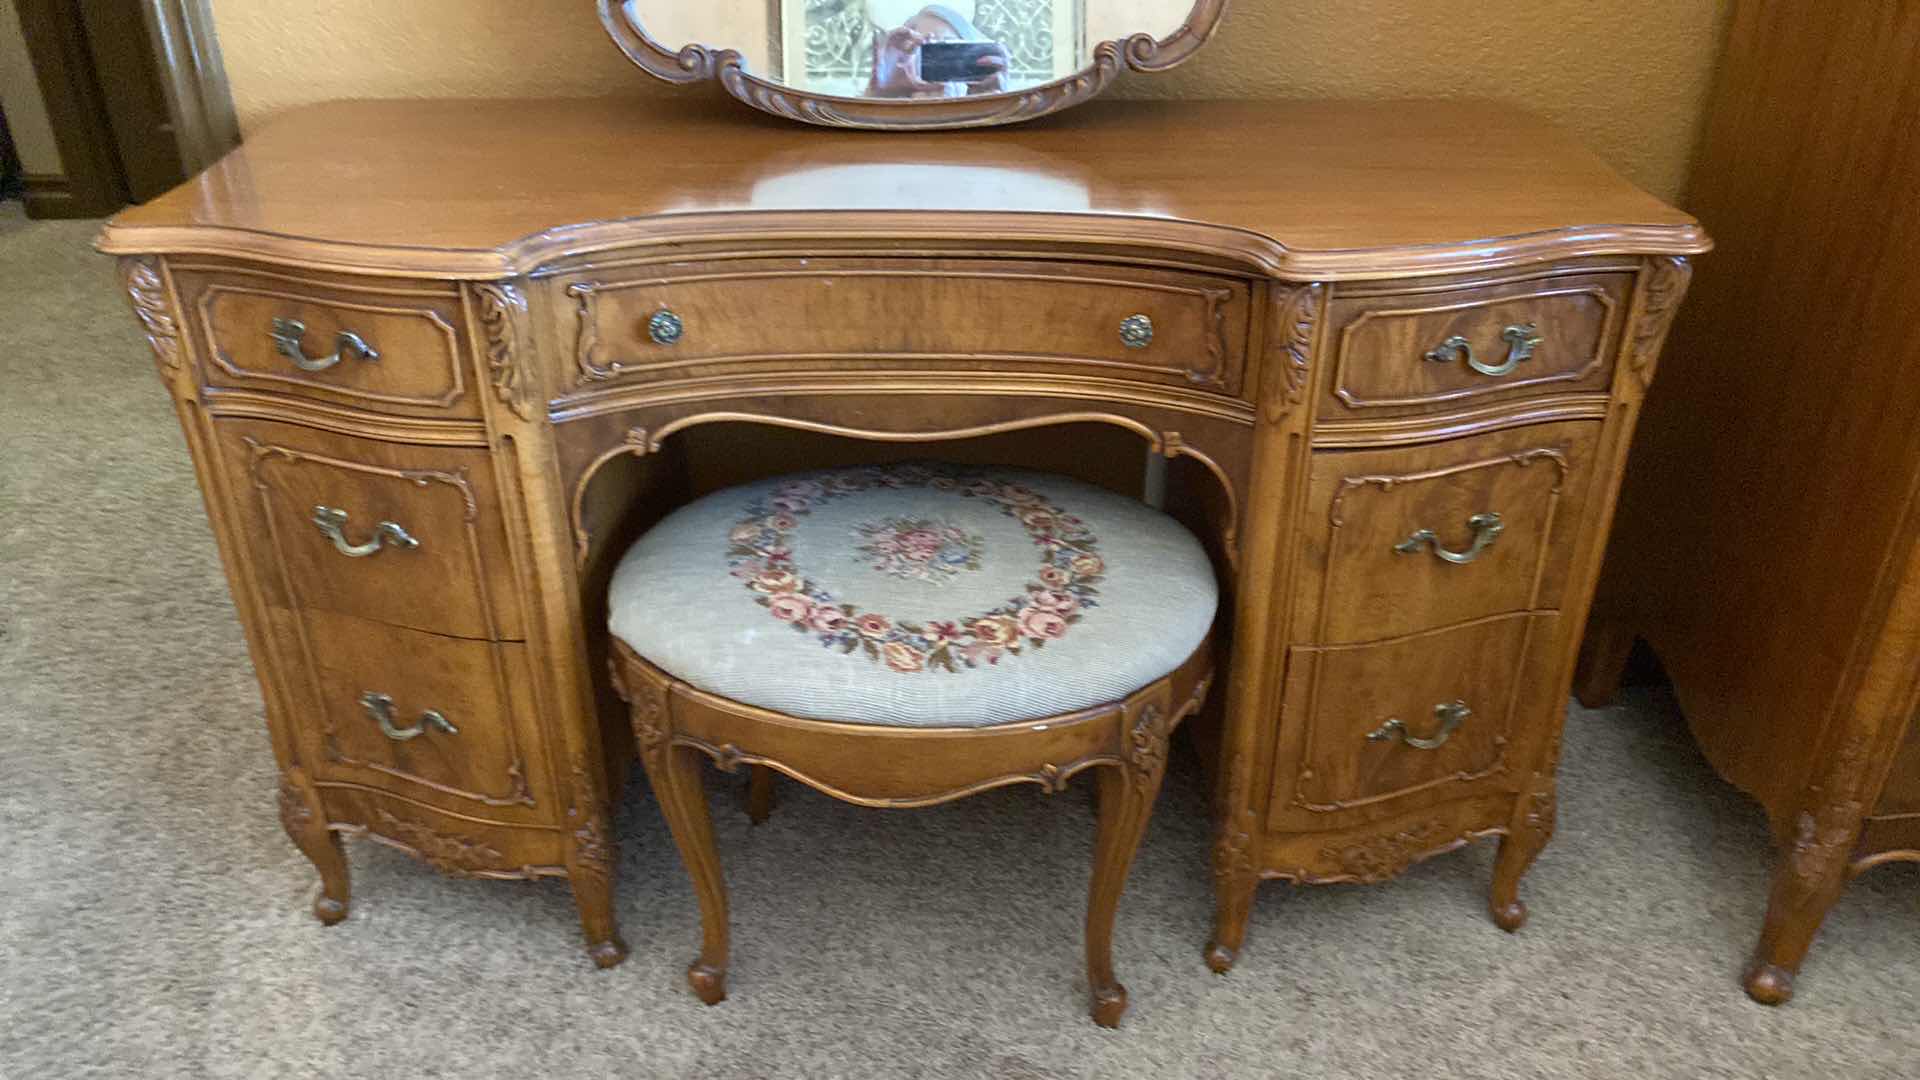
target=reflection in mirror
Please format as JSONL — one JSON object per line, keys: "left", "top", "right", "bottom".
{"left": 621, "top": 0, "right": 1200, "bottom": 99}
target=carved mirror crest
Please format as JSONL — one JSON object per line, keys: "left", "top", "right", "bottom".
{"left": 599, "top": 0, "right": 1227, "bottom": 130}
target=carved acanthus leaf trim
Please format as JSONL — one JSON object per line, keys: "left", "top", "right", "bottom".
{"left": 1787, "top": 731, "right": 1873, "bottom": 881}
{"left": 631, "top": 678, "right": 668, "bottom": 759}
{"left": 1125, "top": 704, "right": 1169, "bottom": 793}
{"left": 1212, "top": 764, "right": 1256, "bottom": 888}
{"left": 473, "top": 282, "right": 533, "bottom": 421}
{"left": 373, "top": 809, "right": 504, "bottom": 877}
{"left": 277, "top": 774, "right": 311, "bottom": 835}
{"left": 1629, "top": 256, "right": 1692, "bottom": 387}
{"left": 120, "top": 256, "right": 181, "bottom": 374}
{"left": 1321, "top": 821, "right": 1454, "bottom": 884}
{"left": 1263, "top": 282, "right": 1324, "bottom": 423}
{"left": 569, "top": 760, "right": 614, "bottom": 887}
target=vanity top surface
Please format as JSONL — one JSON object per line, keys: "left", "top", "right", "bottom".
{"left": 99, "top": 97, "right": 1705, "bottom": 279}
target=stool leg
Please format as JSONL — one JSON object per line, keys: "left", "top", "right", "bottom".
{"left": 745, "top": 765, "right": 776, "bottom": 825}
{"left": 1086, "top": 759, "right": 1163, "bottom": 1028}
{"left": 644, "top": 742, "right": 730, "bottom": 1004}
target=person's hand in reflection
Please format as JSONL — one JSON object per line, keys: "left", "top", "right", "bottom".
{"left": 865, "top": 6, "right": 1010, "bottom": 99}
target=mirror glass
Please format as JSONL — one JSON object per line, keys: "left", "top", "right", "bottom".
{"left": 625, "top": 0, "right": 1201, "bottom": 100}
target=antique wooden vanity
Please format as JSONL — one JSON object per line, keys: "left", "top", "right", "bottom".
{"left": 99, "top": 1, "right": 1706, "bottom": 993}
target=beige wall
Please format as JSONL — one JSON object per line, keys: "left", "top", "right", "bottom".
{"left": 0, "top": 0, "right": 62, "bottom": 174}
{"left": 210, "top": 0, "right": 1727, "bottom": 202}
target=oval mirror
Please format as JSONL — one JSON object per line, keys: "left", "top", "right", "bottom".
{"left": 599, "top": 0, "right": 1227, "bottom": 130}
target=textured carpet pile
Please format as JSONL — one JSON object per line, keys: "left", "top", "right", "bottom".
{"left": 1, "top": 205, "right": 1913, "bottom": 1078}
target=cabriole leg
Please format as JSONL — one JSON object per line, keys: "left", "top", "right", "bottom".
{"left": 277, "top": 770, "right": 350, "bottom": 925}
{"left": 643, "top": 742, "right": 731, "bottom": 1004}
{"left": 1086, "top": 758, "right": 1162, "bottom": 1028}
{"left": 1743, "top": 808, "right": 1862, "bottom": 1005}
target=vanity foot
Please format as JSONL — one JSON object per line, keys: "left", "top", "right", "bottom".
{"left": 1491, "top": 899, "right": 1527, "bottom": 933}
{"left": 1203, "top": 941, "right": 1237, "bottom": 974}
{"left": 313, "top": 895, "right": 349, "bottom": 926}
{"left": 587, "top": 935, "right": 630, "bottom": 970}
{"left": 1090, "top": 982, "right": 1128, "bottom": 1028}
{"left": 688, "top": 961, "right": 728, "bottom": 1005}
{"left": 1744, "top": 962, "right": 1794, "bottom": 1006}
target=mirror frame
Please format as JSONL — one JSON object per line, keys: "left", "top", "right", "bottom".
{"left": 597, "top": 0, "right": 1228, "bottom": 130}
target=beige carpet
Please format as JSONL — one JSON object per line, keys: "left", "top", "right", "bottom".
{"left": 2, "top": 203, "right": 1914, "bottom": 1079}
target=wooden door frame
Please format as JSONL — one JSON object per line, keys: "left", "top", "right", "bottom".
{"left": 140, "top": 0, "right": 238, "bottom": 173}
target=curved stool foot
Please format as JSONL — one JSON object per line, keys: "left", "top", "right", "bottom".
{"left": 588, "top": 935, "right": 630, "bottom": 970}
{"left": 1203, "top": 941, "right": 1237, "bottom": 974}
{"left": 1491, "top": 899, "right": 1527, "bottom": 933}
{"left": 1090, "top": 982, "right": 1128, "bottom": 1028}
{"left": 688, "top": 961, "right": 728, "bottom": 1005}
{"left": 1744, "top": 961, "right": 1793, "bottom": 1005}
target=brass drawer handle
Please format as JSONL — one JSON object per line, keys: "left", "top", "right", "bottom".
{"left": 271, "top": 317, "right": 379, "bottom": 372}
{"left": 647, "top": 309, "right": 684, "bottom": 345}
{"left": 1119, "top": 313, "right": 1154, "bottom": 349}
{"left": 1368, "top": 700, "right": 1471, "bottom": 750}
{"left": 1423, "top": 323, "right": 1541, "bottom": 377}
{"left": 311, "top": 505, "right": 419, "bottom": 558}
{"left": 1395, "top": 511, "right": 1504, "bottom": 564}
{"left": 360, "top": 691, "right": 458, "bottom": 741}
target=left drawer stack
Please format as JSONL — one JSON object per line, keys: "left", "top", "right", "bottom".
{"left": 146, "top": 260, "right": 624, "bottom": 965}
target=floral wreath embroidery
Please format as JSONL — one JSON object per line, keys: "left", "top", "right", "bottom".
{"left": 852, "top": 516, "right": 983, "bottom": 584}
{"left": 725, "top": 463, "right": 1105, "bottom": 673}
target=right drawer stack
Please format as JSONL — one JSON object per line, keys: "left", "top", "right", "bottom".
{"left": 1268, "top": 267, "right": 1631, "bottom": 834}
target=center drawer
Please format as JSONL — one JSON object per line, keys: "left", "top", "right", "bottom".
{"left": 553, "top": 257, "right": 1252, "bottom": 397}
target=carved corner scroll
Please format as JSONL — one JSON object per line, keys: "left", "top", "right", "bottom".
{"left": 120, "top": 256, "right": 181, "bottom": 375}
{"left": 472, "top": 282, "right": 534, "bottom": 421}
{"left": 1628, "top": 256, "right": 1692, "bottom": 388}
{"left": 597, "top": 0, "right": 1227, "bottom": 132}
{"left": 1264, "top": 283, "right": 1325, "bottom": 424}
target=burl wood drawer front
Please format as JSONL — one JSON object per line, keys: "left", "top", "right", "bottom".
{"left": 1267, "top": 612, "right": 1560, "bottom": 831}
{"left": 177, "top": 265, "right": 476, "bottom": 417}
{"left": 558, "top": 258, "right": 1252, "bottom": 396}
{"left": 1322, "top": 271, "right": 1629, "bottom": 417}
{"left": 285, "top": 608, "right": 548, "bottom": 821}
{"left": 215, "top": 419, "right": 523, "bottom": 640}
{"left": 1294, "top": 421, "right": 1600, "bottom": 645}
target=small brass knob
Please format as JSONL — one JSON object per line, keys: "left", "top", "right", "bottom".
{"left": 647, "top": 309, "right": 684, "bottom": 346}
{"left": 1119, "top": 314, "right": 1154, "bottom": 349}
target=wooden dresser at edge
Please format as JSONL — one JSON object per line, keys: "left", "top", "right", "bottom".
{"left": 98, "top": 99, "right": 1707, "bottom": 973}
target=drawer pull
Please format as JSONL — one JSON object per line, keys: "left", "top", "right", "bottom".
{"left": 1368, "top": 700, "right": 1471, "bottom": 750}
{"left": 311, "top": 505, "right": 420, "bottom": 558}
{"left": 270, "top": 317, "right": 379, "bottom": 372}
{"left": 1423, "top": 323, "right": 1541, "bottom": 377}
{"left": 360, "top": 691, "right": 458, "bottom": 741}
{"left": 1395, "top": 511, "right": 1504, "bottom": 564}
{"left": 647, "top": 309, "right": 684, "bottom": 345}
{"left": 1119, "top": 313, "right": 1154, "bottom": 349}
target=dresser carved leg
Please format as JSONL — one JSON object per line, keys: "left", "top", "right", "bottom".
{"left": 567, "top": 802, "right": 628, "bottom": 969}
{"left": 745, "top": 765, "right": 775, "bottom": 826}
{"left": 277, "top": 771, "right": 349, "bottom": 925}
{"left": 1573, "top": 618, "right": 1635, "bottom": 709}
{"left": 1490, "top": 775, "right": 1557, "bottom": 932}
{"left": 1743, "top": 806, "right": 1863, "bottom": 1005}
{"left": 1204, "top": 803, "right": 1258, "bottom": 974}
{"left": 1086, "top": 757, "right": 1161, "bottom": 1028}
{"left": 644, "top": 742, "right": 730, "bottom": 1005}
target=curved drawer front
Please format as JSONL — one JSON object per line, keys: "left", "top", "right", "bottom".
{"left": 1323, "top": 270, "right": 1629, "bottom": 419}
{"left": 288, "top": 609, "right": 548, "bottom": 821}
{"left": 1296, "top": 421, "right": 1600, "bottom": 644}
{"left": 177, "top": 265, "right": 476, "bottom": 417}
{"left": 216, "top": 419, "right": 523, "bottom": 640}
{"left": 556, "top": 257, "right": 1251, "bottom": 397}
{"left": 1269, "top": 612, "right": 1559, "bottom": 830}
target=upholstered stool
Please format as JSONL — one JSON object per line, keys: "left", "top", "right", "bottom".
{"left": 609, "top": 461, "right": 1215, "bottom": 1026}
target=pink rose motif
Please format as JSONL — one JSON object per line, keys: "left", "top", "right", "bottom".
{"left": 883, "top": 641, "right": 926, "bottom": 672}
{"left": 767, "top": 594, "right": 813, "bottom": 623}
{"left": 753, "top": 569, "right": 800, "bottom": 594}
{"left": 855, "top": 613, "right": 894, "bottom": 639}
{"left": 1069, "top": 554, "right": 1104, "bottom": 576}
{"left": 968, "top": 615, "right": 1020, "bottom": 646}
{"left": 927, "top": 621, "right": 963, "bottom": 643}
{"left": 1038, "top": 566, "right": 1069, "bottom": 587}
{"left": 809, "top": 606, "right": 849, "bottom": 633}
{"left": 1030, "top": 590, "right": 1080, "bottom": 614}
{"left": 1020, "top": 607, "right": 1069, "bottom": 640}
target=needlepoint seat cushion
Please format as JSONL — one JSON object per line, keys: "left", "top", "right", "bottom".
{"left": 607, "top": 462, "right": 1218, "bottom": 727}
